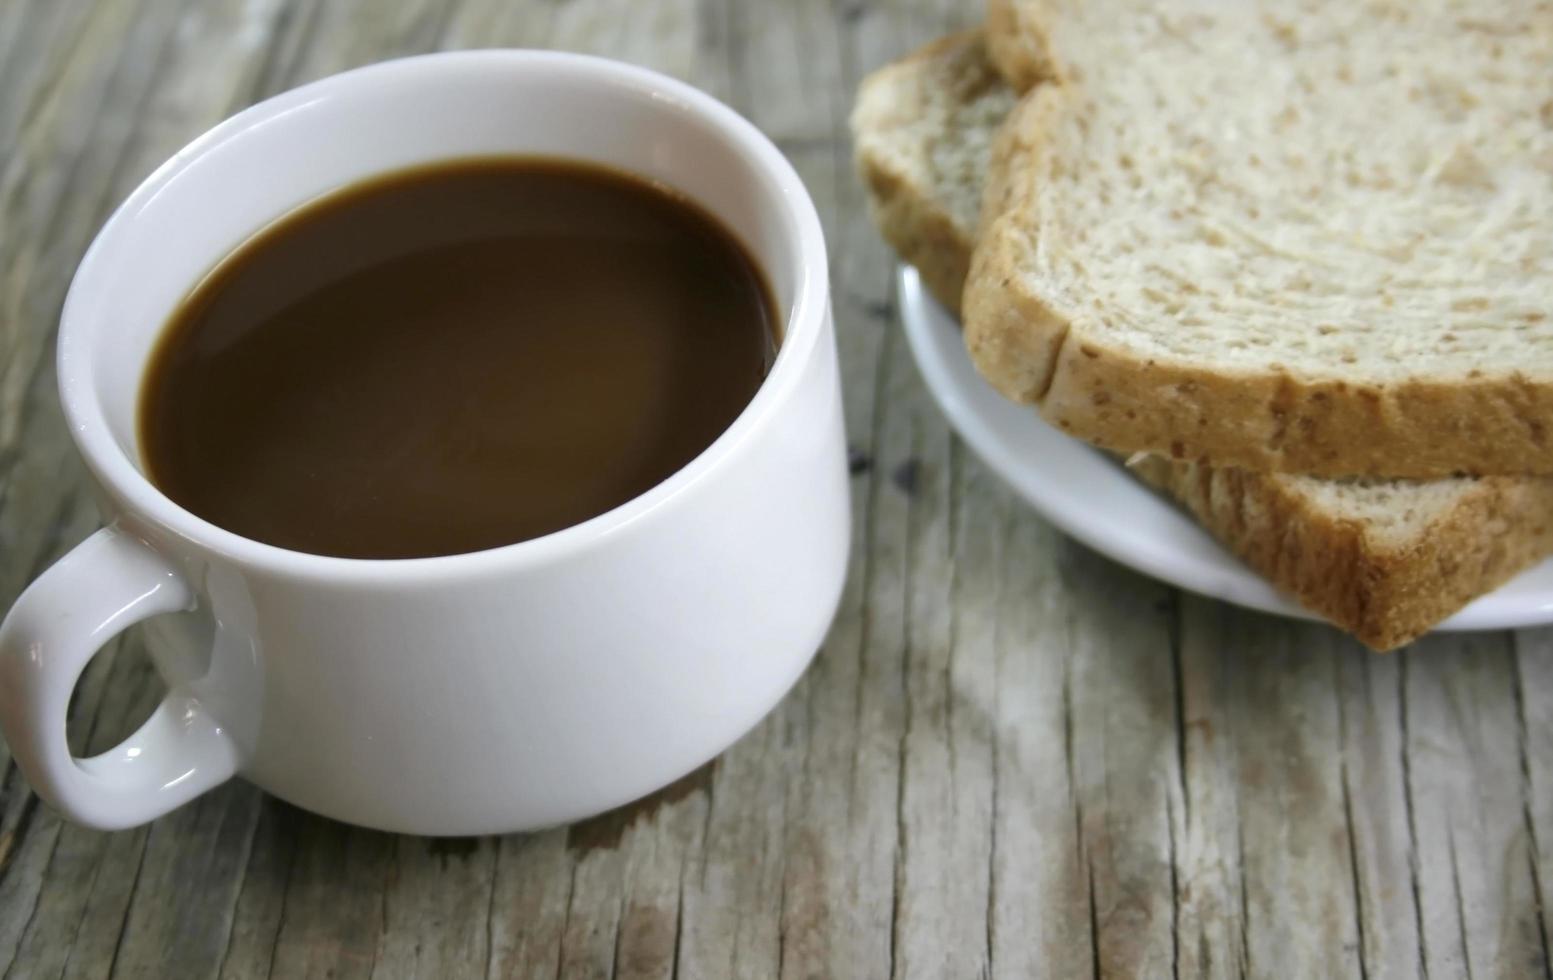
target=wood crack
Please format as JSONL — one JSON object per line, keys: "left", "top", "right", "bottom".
{"left": 202, "top": 793, "right": 262, "bottom": 979}
{"left": 1448, "top": 824, "right": 1474, "bottom": 980}
{"left": 101, "top": 828, "right": 154, "bottom": 980}
{"left": 984, "top": 779, "right": 996, "bottom": 979}
{"left": 608, "top": 890, "right": 625, "bottom": 980}
{"left": 0, "top": 781, "right": 38, "bottom": 890}
{"left": 887, "top": 420, "right": 917, "bottom": 980}
{"left": 257, "top": 813, "right": 297, "bottom": 980}
{"left": 3, "top": 0, "right": 107, "bottom": 153}
{"left": 846, "top": 301, "right": 896, "bottom": 823}
{"left": 368, "top": 831, "right": 388, "bottom": 978}
{"left": 483, "top": 837, "right": 502, "bottom": 980}
{"left": 983, "top": 504, "right": 1013, "bottom": 980}
{"left": 1341, "top": 770, "right": 1371, "bottom": 980}
{"left": 944, "top": 438, "right": 961, "bottom": 812}
{"left": 0, "top": 802, "right": 56, "bottom": 980}
{"left": 1167, "top": 792, "right": 1180, "bottom": 980}
{"left": 1086, "top": 856, "right": 1101, "bottom": 980}
{"left": 984, "top": 668, "right": 998, "bottom": 980}
{"left": 553, "top": 858, "right": 581, "bottom": 980}
{"left": 63, "top": 815, "right": 136, "bottom": 978}
{"left": 699, "top": 766, "right": 717, "bottom": 890}
{"left": 1167, "top": 592, "right": 1189, "bottom": 825}
{"left": 1399, "top": 652, "right": 1431, "bottom": 979}
{"left": 1335, "top": 651, "right": 1371, "bottom": 980}
{"left": 1062, "top": 653, "right": 1079, "bottom": 848}
{"left": 771, "top": 851, "right": 783, "bottom": 980}
{"left": 0, "top": 332, "right": 66, "bottom": 491}
{"left": 1235, "top": 797, "right": 1251, "bottom": 980}
{"left": 238, "top": 0, "right": 324, "bottom": 108}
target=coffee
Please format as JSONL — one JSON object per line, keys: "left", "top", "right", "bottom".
{"left": 138, "top": 158, "right": 777, "bottom": 559}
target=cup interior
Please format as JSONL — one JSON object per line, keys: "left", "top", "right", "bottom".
{"left": 62, "top": 51, "right": 813, "bottom": 484}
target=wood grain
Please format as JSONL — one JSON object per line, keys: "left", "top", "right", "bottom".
{"left": 0, "top": 1, "right": 1548, "bottom": 977}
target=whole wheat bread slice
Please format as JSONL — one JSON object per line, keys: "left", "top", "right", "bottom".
{"left": 967, "top": 1, "right": 1553, "bottom": 479}
{"left": 852, "top": 31, "right": 1553, "bottom": 649}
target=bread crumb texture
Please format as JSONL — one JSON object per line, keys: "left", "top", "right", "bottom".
{"left": 852, "top": 33, "right": 1017, "bottom": 309}
{"left": 971, "top": 0, "right": 1553, "bottom": 477}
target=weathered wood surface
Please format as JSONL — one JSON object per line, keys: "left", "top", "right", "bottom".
{"left": 0, "top": 1, "right": 1548, "bottom": 977}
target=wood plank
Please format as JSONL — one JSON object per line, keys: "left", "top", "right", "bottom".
{"left": 893, "top": 424, "right": 998, "bottom": 980}
{"left": 263, "top": 821, "right": 394, "bottom": 980}
{"left": 372, "top": 837, "right": 499, "bottom": 978}
{"left": 1335, "top": 647, "right": 1426, "bottom": 979}
{"left": 0, "top": 0, "right": 95, "bottom": 161}
{"left": 555, "top": 769, "right": 711, "bottom": 980}
{"left": 676, "top": 731, "right": 787, "bottom": 979}
{"left": 546, "top": 0, "right": 697, "bottom": 81}
{"left": 1176, "top": 603, "right": 1402, "bottom": 979}
{"left": 438, "top": 0, "right": 553, "bottom": 53}
{"left": 1062, "top": 548, "right": 1179, "bottom": 979}
{"left": 91, "top": 784, "right": 264, "bottom": 979}
{"left": 0, "top": 0, "right": 144, "bottom": 455}
{"left": 980, "top": 501, "right": 1092, "bottom": 980}
{"left": 1403, "top": 634, "right": 1548, "bottom": 979}
{"left": 483, "top": 831, "right": 571, "bottom": 979}
{"left": 213, "top": 799, "right": 301, "bottom": 980}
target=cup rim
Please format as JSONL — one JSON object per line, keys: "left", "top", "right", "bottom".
{"left": 56, "top": 49, "right": 830, "bottom": 582}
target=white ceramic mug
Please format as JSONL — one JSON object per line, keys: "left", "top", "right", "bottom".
{"left": 0, "top": 51, "right": 848, "bottom": 835}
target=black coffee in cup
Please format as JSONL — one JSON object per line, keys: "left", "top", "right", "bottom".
{"left": 138, "top": 158, "right": 777, "bottom": 559}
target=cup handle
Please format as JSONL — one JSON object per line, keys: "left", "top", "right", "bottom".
{"left": 0, "top": 525, "right": 240, "bottom": 830}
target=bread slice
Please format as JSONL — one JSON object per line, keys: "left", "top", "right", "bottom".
{"left": 1130, "top": 459, "right": 1553, "bottom": 650}
{"left": 967, "top": 1, "right": 1553, "bottom": 479}
{"left": 851, "top": 33, "right": 1019, "bottom": 314}
{"left": 852, "top": 31, "right": 1553, "bottom": 649}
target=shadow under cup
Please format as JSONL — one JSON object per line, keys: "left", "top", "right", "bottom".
{"left": 32, "top": 51, "right": 847, "bottom": 835}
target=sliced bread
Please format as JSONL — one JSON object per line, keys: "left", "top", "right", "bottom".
{"left": 852, "top": 31, "right": 1553, "bottom": 649}
{"left": 967, "top": 1, "right": 1553, "bottom": 479}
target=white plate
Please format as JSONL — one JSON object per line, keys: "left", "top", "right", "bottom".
{"left": 897, "top": 266, "right": 1553, "bottom": 632}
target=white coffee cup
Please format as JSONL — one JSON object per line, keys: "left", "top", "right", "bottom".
{"left": 0, "top": 51, "right": 848, "bottom": 835}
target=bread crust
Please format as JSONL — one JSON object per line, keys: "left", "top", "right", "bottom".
{"left": 857, "top": 158, "right": 972, "bottom": 314}
{"left": 984, "top": 0, "right": 1054, "bottom": 92}
{"left": 1131, "top": 459, "right": 1553, "bottom": 650}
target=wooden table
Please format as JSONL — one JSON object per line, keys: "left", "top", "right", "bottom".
{"left": 0, "top": 1, "right": 1548, "bottom": 977}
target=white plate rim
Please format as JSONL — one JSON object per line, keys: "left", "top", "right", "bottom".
{"left": 896, "top": 265, "right": 1553, "bottom": 633}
